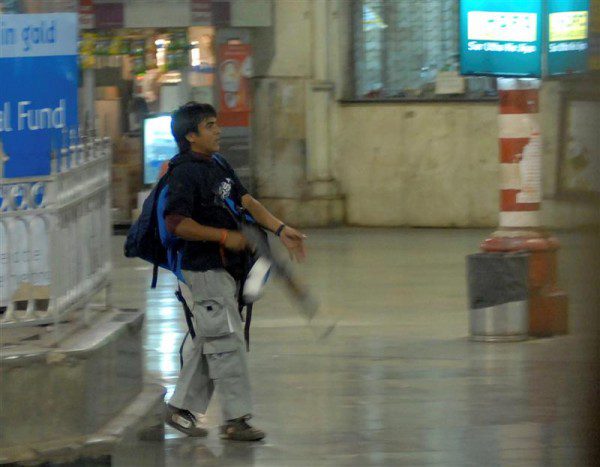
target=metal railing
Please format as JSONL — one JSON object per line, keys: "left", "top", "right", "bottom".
{"left": 0, "top": 136, "right": 112, "bottom": 328}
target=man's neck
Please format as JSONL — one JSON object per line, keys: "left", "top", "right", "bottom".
{"left": 189, "top": 149, "right": 212, "bottom": 160}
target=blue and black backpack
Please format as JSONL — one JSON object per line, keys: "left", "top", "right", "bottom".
{"left": 124, "top": 155, "right": 186, "bottom": 288}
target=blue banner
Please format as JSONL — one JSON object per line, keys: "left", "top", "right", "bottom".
{"left": 547, "top": 0, "right": 590, "bottom": 75}
{"left": 0, "top": 13, "right": 78, "bottom": 178}
{"left": 460, "top": 0, "right": 590, "bottom": 77}
{"left": 460, "top": 0, "right": 543, "bottom": 77}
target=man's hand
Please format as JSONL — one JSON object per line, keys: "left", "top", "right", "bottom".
{"left": 238, "top": 195, "right": 307, "bottom": 261}
{"left": 223, "top": 231, "right": 248, "bottom": 251}
{"left": 280, "top": 226, "right": 307, "bottom": 262}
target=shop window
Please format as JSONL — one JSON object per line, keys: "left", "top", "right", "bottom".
{"left": 351, "top": 0, "right": 497, "bottom": 101}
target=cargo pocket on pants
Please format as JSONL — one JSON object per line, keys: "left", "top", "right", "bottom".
{"left": 207, "top": 351, "right": 244, "bottom": 380}
{"left": 203, "top": 339, "right": 243, "bottom": 380}
{"left": 193, "top": 297, "right": 232, "bottom": 338}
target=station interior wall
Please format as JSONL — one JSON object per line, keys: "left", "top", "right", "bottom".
{"left": 89, "top": 0, "right": 598, "bottom": 229}
{"left": 250, "top": 0, "right": 599, "bottom": 229}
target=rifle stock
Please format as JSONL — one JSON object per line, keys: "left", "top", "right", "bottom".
{"left": 239, "top": 222, "right": 336, "bottom": 339}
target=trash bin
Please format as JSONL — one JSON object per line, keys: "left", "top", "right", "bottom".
{"left": 467, "top": 252, "right": 529, "bottom": 342}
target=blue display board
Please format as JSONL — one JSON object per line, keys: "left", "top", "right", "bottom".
{"left": 460, "top": 0, "right": 543, "bottom": 76}
{"left": 0, "top": 13, "right": 78, "bottom": 178}
{"left": 547, "top": 0, "right": 590, "bottom": 75}
{"left": 460, "top": 0, "right": 590, "bottom": 77}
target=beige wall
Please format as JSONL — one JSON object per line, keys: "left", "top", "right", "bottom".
{"left": 335, "top": 103, "right": 499, "bottom": 227}
{"left": 251, "top": 0, "right": 312, "bottom": 199}
{"left": 538, "top": 83, "right": 576, "bottom": 228}
{"left": 538, "top": 81, "right": 599, "bottom": 228}
{"left": 334, "top": 84, "right": 599, "bottom": 229}
{"left": 251, "top": 0, "right": 312, "bottom": 189}
{"left": 252, "top": 79, "right": 307, "bottom": 199}
{"left": 265, "top": 0, "right": 311, "bottom": 78}
{"left": 252, "top": 0, "right": 599, "bottom": 228}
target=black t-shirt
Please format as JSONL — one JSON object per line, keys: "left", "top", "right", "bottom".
{"left": 163, "top": 151, "right": 249, "bottom": 277}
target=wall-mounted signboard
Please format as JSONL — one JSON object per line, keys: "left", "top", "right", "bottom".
{"left": 460, "top": 0, "right": 590, "bottom": 77}
{"left": 0, "top": 13, "right": 78, "bottom": 178}
{"left": 547, "top": 1, "right": 590, "bottom": 74}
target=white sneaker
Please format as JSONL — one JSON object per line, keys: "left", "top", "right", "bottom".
{"left": 164, "top": 404, "right": 208, "bottom": 437}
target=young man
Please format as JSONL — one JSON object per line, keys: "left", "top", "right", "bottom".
{"left": 163, "top": 102, "right": 306, "bottom": 441}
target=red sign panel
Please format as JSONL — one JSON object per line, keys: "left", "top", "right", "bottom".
{"left": 218, "top": 44, "right": 251, "bottom": 127}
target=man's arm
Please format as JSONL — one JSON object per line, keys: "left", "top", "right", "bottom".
{"left": 241, "top": 194, "right": 306, "bottom": 261}
{"left": 169, "top": 216, "right": 247, "bottom": 251}
{"left": 240, "top": 194, "right": 284, "bottom": 234}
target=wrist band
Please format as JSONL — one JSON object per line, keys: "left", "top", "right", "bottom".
{"left": 275, "top": 224, "right": 286, "bottom": 237}
{"left": 219, "top": 229, "right": 229, "bottom": 246}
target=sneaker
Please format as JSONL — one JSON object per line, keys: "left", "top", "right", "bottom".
{"left": 164, "top": 403, "right": 208, "bottom": 437}
{"left": 220, "top": 416, "right": 265, "bottom": 441}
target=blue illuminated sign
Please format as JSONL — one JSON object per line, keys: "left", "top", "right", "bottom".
{"left": 143, "top": 114, "right": 178, "bottom": 185}
{"left": 460, "top": 0, "right": 590, "bottom": 77}
{"left": 0, "top": 13, "right": 78, "bottom": 178}
{"left": 460, "top": 0, "right": 543, "bottom": 76}
{"left": 547, "top": 0, "right": 590, "bottom": 75}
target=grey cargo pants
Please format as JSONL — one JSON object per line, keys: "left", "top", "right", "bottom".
{"left": 169, "top": 269, "right": 252, "bottom": 421}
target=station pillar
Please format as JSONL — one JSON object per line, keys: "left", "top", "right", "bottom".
{"left": 481, "top": 78, "right": 568, "bottom": 337}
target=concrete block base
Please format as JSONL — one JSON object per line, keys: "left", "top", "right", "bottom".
{"left": 481, "top": 233, "right": 569, "bottom": 337}
{"left": 529, "top": 289, "right": 569, "bottom": 336}
{"left": 0, "top": 309, "right": 166, "bottom": 466}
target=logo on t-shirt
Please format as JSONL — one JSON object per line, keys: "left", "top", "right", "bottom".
{"left": 216, "top": 177, "right": 233, "bottom": 201}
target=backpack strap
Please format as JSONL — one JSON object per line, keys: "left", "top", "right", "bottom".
{"left": 211, "top": 153, "right": 229, "bottom": 172}
{"left": 151, "top": 264, "right": 159, "bottom": 289}
{"left": 148, "top": 175, "right": 170, "bottom": 289}
{"left": 236, "top": 296, "right": 252, "bottom": 352}
{"left": 175, "top": 285, "right": 196, "bottom": 339}
{"left": 244, "top": 305, "right": 253, "bottom": 352}
{"left": 178, "top": 331, "right": 189, "bottom": 369}
{"left": 236, "top": 271, "right": 253, "bottom": 352}
{"left": 149, "top": 154, "right": 192, "bottom": 289}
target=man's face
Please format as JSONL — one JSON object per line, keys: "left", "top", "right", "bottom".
{"left": 186, "top": 116, "right": 221, "bottom": 154}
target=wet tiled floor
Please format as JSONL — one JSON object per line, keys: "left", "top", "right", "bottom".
{"left": 110, "top": 228, "right": 599, "bottom": 466}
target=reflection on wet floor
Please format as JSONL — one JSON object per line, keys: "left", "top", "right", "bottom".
{"left": 110, "top": 228, "right": 599, "bottom": 466}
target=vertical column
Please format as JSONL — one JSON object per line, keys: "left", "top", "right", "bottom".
{"left": 482, "top": 78, "right": 568, "bottom": 337}
{"left": 497, "top": 78, "right": 542, "bottom": 231}
{"left": 82, "top": 68, "right": 96, "bottom": 132}
{"left": 306, "top": 0, "right": 334, "bottom": 186}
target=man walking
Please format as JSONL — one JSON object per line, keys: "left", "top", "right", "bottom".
{"left": 163, "top": 102, "right": 306, "bottom": 441}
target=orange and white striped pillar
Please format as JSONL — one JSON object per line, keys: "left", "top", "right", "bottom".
{"left": 497, "top": 78, "right": 542, "bottom": 230}
{"left": 481, "top": 78, "right": 568, "bottom": 337}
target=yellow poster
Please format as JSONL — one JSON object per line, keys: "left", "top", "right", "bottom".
{"left": 549, "top": 11, "right": 588, "bottom": 42}
{"left": 79, "top": 32, "right": 97, "bottom": 69}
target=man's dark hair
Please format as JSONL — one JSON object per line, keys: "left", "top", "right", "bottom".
{"left": 170, "top": 102, "right": 217, "bottom": 152}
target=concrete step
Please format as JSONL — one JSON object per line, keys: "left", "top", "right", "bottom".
{"left": 0, "top": 309, "right": 166, "bottom": 465}
{"left": 0, "top": 383, "right": 166, "bottom": 466}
